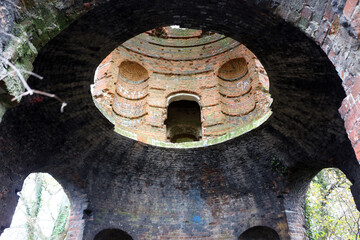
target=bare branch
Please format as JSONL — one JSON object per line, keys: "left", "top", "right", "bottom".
{"left": 0, "top": 56, "right": 67, "bottom": 112}
{"left": 3, "top": 0, "right": 21, "bottom": 9}
{"left": 1, "top": 69, "right": 43, "bottom": 81}
{"left": 0, "top": 73, "right": 9, "bottom": 81}
{"left": 20, "top": 70, "right": 43, "bottom": 80}
{"left": 0, "top": 31, "right": 19, "bottom": 40}
{"left": 0, "top": 56, "right": 32, "bottom": 93}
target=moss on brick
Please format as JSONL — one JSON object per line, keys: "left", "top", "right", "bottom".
{"left": 0, "top": 0, "right": 85, "bottom": 123}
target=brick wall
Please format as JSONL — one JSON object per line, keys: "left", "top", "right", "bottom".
{"left": 273, "top": 0, "right": 360, "bottom": 163}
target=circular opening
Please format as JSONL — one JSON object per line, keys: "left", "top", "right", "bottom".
{"left": 91, "top": 26, "right": 271, "bottom": 148}
{"left": 218, "top": 58, "right": 248, "bottom": 81}
{"left": 119, "top": 61, "right": 149, "bottom": 83}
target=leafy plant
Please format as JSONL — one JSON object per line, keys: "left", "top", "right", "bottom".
{"left": 270, "top": 155, "right": 288, "bottom": 176}
{"left": 305, "top": 168, "right": 360, "bottom": 239}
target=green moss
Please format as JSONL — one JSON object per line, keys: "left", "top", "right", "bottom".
{"left": 0, "top": 1, "right": 85, "bottom": 123}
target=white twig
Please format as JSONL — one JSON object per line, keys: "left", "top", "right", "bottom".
{"left": 1, "top": 56, "right": 33, "bottom": 93}
{"left": 3, "top": 0, "right": 21, "bottom": 9}
{"left": 0, "top": 56, "right": 67, "bottom": 112}
{"left": 0, "top": 31, "right": 19, "bottom": 40}
{"left": 1, "top": 69, "right": 43, "bottom": 80}
{"left": 0, "top": 73, "right": 9, "bottom": 81}
{"left": 20, "top": 70, "right": 43, "bottom": 80}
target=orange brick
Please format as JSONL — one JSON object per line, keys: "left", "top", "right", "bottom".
{"left": 344, "top": 0, "right": 359, "bottom": 19}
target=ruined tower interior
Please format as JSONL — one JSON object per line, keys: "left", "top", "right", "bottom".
{"left": 1, "top": 0, "right": 360, "bottom": 239}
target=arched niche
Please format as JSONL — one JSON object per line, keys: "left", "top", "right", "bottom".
{"left": 166, "top": 93, "right": 201, "bottom": 107}
{"left": 218, "top": 58, "right": 248, "bottom": 81}
{"left": 165, "top": 100, "right": 202, "bottom": 143}
{"left": 118, "top": 60, "right": 149, "bottom": 84}
{"left": 94, "top": 228, "right": 133, "bottom": 240}
{"left": 238, "top": 226, "right": 280, "bottom": 240}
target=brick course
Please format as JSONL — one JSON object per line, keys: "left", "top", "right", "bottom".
{"left": 93, "top": 28, "right": 271, "bottom": 145}
{"left": 0, "top": 1, "right": 360, "bottom": 240}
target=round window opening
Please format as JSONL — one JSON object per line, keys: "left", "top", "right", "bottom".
{"left": 91, "top": 26, "right": 272, "bottom": 148}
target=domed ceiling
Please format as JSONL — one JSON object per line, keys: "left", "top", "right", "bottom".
{"left": 91, "top": 26, "right": 272, "bottom": 147}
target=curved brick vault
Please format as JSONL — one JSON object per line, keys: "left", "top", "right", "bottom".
{"left": 0, "top": 0, "right": 360, "bottom": 239}
{"left": 92, "top": 27, "right": 271, "bottom": 147}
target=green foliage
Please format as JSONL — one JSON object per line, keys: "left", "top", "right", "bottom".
{"left": 50, "top": 197, "right": 70, "bottom": 240}
{"left": 33, "top": 174, "right": 43, "bottom": 218}
{"left": 305, "top": 168, "right": 360, "bottom": 239}
{"left": 270, "top": 155, "right": 288, "bottom": 176}
{"left": 17, "top": 173, "right": 71, "bottom": 240}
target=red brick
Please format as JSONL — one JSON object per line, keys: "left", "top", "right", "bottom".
{"left": 96, "top": 63, "right": 112, "bottom": 80}
{"left": 93, "top": 27, "right": 271, "bottom": 145}
{"left": 315, "top": 21, "right": 330, "bottom": 45}
{"left": 344, "top": 101, "right": 360, "bottom": 131}
{"left": 351, "top": 7, "right": 360, "bottom": 38}
{"left": 354, "top": 142, "right": 360, "bottom": 161}
{"left": 301, "top": 6, "right": 313, "bottom": 20}
{"left": 351, "top": 75, "right": 360, "bottom": 99}
{"left": 324, "top": 2, "right": 335, "bottom": 21}
{"left": 349, "top": 120, "right": 360, "bottom": 145}
{"left": 339, "top": 95, "right": 353, "bottom": 118}
{"left": 327, "top": 48, "right": 336, "bottom": 64}
{"left": 349, "top": 128, "right": 358, "bottom": 145}
{"left": 344, "top": 0, "right": 359, "bottom": 19}
{"left": 344, "top": 75, "right": 355, "bottom": 91}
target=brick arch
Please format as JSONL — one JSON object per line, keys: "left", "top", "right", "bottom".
{"left": 0, "top": 171, "right": 86, "bottom": 240}
{"left": 0, "top": 1, "right": 360, "bottom": 240}
{"left": 44, "top": 168, "right": 89, "bottom": 240}
{"left": 2, "top": 1, "right": 360, "bottom": 153}
{"left": 93, "top": 228, "right": 133, "bottom": 240}
{"left": 238, "top": 225, "right": 280, "bottom": 240}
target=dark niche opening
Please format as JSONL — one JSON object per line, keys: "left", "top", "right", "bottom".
{"left": 94, "top": 228, "right": 133, "bottom": 240}
{"left": 165, "top": 100, "right": 202, "bottom": 143}
{"left": 238, "top": 226, "right": 280, "bottom": 240}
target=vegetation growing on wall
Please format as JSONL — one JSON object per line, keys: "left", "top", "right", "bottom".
{"left": 270, "top": 155, "right": 288, "bottom": 176}
{"left": 0, "top": 173, "right": 71, "bottom": 240}
{"left": 305, "top": 168, "right": 360, "bottom": 239}
{"left": 0, "top": 0, "right": 84, "bottom": 121}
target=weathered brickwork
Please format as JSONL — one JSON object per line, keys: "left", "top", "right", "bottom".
{"left": 273, "top": 0, "right": 360, "bottom": 164}
{"left": 0, "top": 1, "right": 360, "bottom": 240}
{"left": 92, "top": 27, "right": 271, "bottom": 146}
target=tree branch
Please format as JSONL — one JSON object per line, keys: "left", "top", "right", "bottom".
{"left": 0, "top": 56, "right": 67, "bottom": 112}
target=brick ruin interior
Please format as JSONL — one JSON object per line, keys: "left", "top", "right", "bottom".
{"left": 1, "top": 0, "right": 360, "bottom": 239}
{"left": 92, "top": 26, "right": 272, "bottom": 147}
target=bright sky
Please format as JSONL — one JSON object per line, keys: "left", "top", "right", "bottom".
{"left": 0, "top": 173, "right": 70, "bottom": 240}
